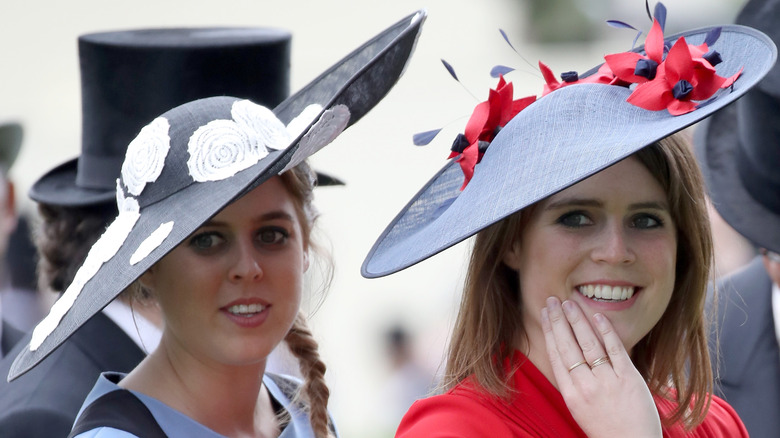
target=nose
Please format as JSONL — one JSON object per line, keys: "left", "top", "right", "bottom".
{"left": 228, "top": 240, "right": 263, "bottom": 282}
{"left": 591, "top": 222, "right": 636, "bottom": 265}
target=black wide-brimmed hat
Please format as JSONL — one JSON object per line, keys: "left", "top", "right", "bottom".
{"left": 362, "top": 6, "right": 776, "bottom": 278}
{"left": 695, "top": 0, "right": 780, "bottom": 254}
{"left": 30, "top": 26, "right": 292, "bottom": 206}
{"left": 10, "top": 10, "right": 426, "bottom": 380}
{"left": 0, "top": 122, "right": 22, "bottom": 174}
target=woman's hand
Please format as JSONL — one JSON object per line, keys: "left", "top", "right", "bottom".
{"left": 541, "top": 297, "right": 662, "bottom": 438}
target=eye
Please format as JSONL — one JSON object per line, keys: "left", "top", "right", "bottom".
{"left": 631, "top": 214, "right": 663, "bottom": 229}
{"left": 189, "top": 232, "right": 225, "bottom": 251}
{"left": 257, "top": 227, "right": 290, "bottom": 246}
{"left": 557, "top": 211, "right": 593, "bottom": 228}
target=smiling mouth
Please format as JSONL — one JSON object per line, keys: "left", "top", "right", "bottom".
{"left": 577, "top": 284, "right": 636, "bottom": 302}
{"left": 226, "top": 303, "right": 267, "bottom": 317}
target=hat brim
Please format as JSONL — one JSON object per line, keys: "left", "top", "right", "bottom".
{"left": 9, "top": 9, "right": 426, "bottom": 381}
{"left": 694, "top": 98, "right": 780, "bottom": 253}
{"left": 29, "top": 158, "right": 116, "bottom": 206}
{"left": 28, "top": 157, "right": 344, "bottom": 207}
{"left": 362, "top": 24, "right": 777, "bottom": 278}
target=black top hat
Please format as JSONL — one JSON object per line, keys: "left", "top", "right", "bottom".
{"left": 0, "top": 123, "right": 23, "bottom": 174}
{"left": 695, "top": 0, "right": 780, "bottom": 254}
{"left": 29, "top": 27, "right": 291, "bottom": 206}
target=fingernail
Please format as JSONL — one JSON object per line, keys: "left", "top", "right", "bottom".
{"left": 562, "top": 300, "right": 575, "bottom": 315}
{"left": 546, "top": 296, "right": 560, "bottom": 309}
{"left": 593, "top": 313, "right": 607, "bottom": 329}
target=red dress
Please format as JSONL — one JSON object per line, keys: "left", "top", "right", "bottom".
{"left": 396, "top": 351, "right": 747, "bottom": 438}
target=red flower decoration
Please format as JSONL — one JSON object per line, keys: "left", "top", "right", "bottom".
{"left": 605, "top": 19, "right": 666, "bottom": 84}
{"left": 626, "top": 37, "right": 740, "bottom": 115}
{"left": 452, "top": 75, "right": 535, "bottom": 189}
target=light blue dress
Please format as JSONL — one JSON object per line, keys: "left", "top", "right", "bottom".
{"left": 71, "top": 372, "right": 337, "bottom": 437}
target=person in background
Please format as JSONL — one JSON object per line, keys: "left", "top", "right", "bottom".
{"left": 7, "top": 11, "right": 425, "bottom": 437}
{"left": 0, "top": 122, "right": 26, "bottom": 357}
{"left": 0, "top": 26, "right": 295, "bottom": 436}
{"left": 362, "top": 3, "right": 775, "bottom": 436}
{"left": 695, "top": 0, "right": 780, "bottom": 436}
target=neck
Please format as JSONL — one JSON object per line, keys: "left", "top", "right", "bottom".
{"left": 121, "top": 335, "right": 279, "bottom": 437}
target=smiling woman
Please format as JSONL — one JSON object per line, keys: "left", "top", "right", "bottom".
{"left": 361, "top": 3, "right": 776, "bottom": 437}
{"left": 6, "top": 10, "right": 426, "bottom": 438}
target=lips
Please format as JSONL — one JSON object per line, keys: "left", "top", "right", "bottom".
{"left": 576, "top": 284, "right": 636, "bottom": 301}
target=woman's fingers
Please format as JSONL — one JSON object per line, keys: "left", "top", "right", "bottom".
{"left": 543, "top": 298, "right": 590, "bottom": 379}
{"left": 560, "top": 300, "right": 612, "bottom": 375}
{"left": 592, "top": 312, "right": 632, "bottom": 377}
{"left": 541, "top": 306, "right": 577, "bottom": 388}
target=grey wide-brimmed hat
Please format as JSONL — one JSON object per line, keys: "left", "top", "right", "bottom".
{"left": 0, "top": 123, "right": 22, "bottom": 174}
{"left": 694, "top": 0, "right": 780, "bottom": 254}
{"left": 10, "top": 9, "right": 426, "bottom": 380}
{"left": 30, "top": 25, "right": 294, "bottom": 207}
{"left": 362, "top": 18, "right": 776, "bottom": 278}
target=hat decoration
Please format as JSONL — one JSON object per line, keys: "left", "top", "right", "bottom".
{"left": 362, "top": 4, "right": 775, "bottom": 279}
{"left": 31, "top": 99, "right": 337, "bottom": 351}
{"left": 11, "top": 9, "right": 426, "bottom": 380}
{"left": 415, "top": 2, "right": 742, "bottom": 190}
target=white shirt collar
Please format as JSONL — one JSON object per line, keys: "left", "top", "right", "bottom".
{"left": 101, "top": 299, "right": 161, "bottom": 354}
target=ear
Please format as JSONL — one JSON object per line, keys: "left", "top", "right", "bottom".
{"left": 502, "top": 238, "right": 523, "bottom": 271}
{"left": 303, "top": 250, "right": 310, "bottom": 273}
{"left": 138, "top": 266, "right": 156, "bottom": 291}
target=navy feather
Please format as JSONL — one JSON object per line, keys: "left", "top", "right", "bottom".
{"left": 499, "top": 29, "right": 518, "bottom": 53}
{"left": 704, "top": 27, "right": 722, "bottom": 46}
{"left": 606, "top": 20, "right": 638, "bottom": 30}
{"left": 654, "top": 2, "right": 667, "bottom": 31}
{"left": 413, "top": 129, "right": 442, "bottom": 146}
{"left": 441, "top": 59, "right": 459, "bottom": 82}
{"left": 490, "top": 65, "right": 515, "bottom": 78}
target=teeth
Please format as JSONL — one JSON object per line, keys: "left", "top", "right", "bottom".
{"left": 228, "top": 303, "right": 266, "bottom": 315}
{"left": 577, "top": 285, "right": 635, "bottom": 301}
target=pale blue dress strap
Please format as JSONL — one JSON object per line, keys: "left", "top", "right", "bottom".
{"left": 71, "top": 372, "right": 338, "bottom": 438}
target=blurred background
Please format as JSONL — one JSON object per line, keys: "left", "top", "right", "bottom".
{"left": 0, "top": 0, "right": 750, "bottom": 436}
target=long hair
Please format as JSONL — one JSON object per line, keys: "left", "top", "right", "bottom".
{"left": 278, "top": 162, "right": 334, "bottom": 438}
{"left": 442, "top": 132, "right": 714, "bottom": 427}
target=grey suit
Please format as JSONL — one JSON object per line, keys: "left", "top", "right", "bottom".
{"left": 710, "top": 257, "right": 780, "bottom": 438}
{"left": 0, "top": 312, "right": 145, "bottom": 437}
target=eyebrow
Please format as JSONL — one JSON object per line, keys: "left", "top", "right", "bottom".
{"left": 544, "top": 197, "right": 669, "bottom": 211}
{"left": 204, "top": 210, "right": 296, "bottom": 227}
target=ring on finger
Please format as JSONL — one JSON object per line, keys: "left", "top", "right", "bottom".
{"left": 590, "top": 356, "right": 610, "bottom": 368}
{"left": 567, "top": 359, "right": 588, "bottom": 372}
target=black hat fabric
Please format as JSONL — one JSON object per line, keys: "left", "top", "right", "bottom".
{"left": 362, "top": 17, "right": 776, "bottom": 278}
{"left": 695, "top": 0, "right": 780, "bottom": 253}
{"left": 0, "top": 123, "right": 23, "bottom": 174}
{"left": 10, "top": 10, "right": 426, "bottom": 380}
{"left": 30, "top": 27, "right": 291, "bottom": 206}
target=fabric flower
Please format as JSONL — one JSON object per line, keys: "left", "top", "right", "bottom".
{"left": 605, "top": 18, "right": 666, "bottom": 84}
{"left": 451, "top": 76, "right": 535, "bottom": 189}
{"left": 121, "top": 117, "right": 170, "bottom": 196}
{"left": 187, "top": 100, "right": 291, "bottom": 182}
{"left": 626, "top": 37, "right": 740, "bottom": 115}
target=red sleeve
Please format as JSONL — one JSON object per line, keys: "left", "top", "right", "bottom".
{"left": 696, "top": 395, "right": 749, "bottom": 438}
{"left": 394, "top": 393, "right": 517, "bottom": 438}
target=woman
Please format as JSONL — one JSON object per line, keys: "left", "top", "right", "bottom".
{"left": 362, "top": 6, "right": 776, "bottom": 437}
{"left": 7, "top": 10, "right": 425, "bottom": 437}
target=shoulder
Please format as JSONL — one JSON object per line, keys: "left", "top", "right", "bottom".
{"left": 0, "top": 407, "right": 75, "bottom": 438}
{"left": 657, "top": 394, "right": 748, "bottom": 438}
{"left": 694, "top": 395, "right": 749, "bottom": 437}
{"left": 395, "top": 390, "right": 514, "bottom": 438}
